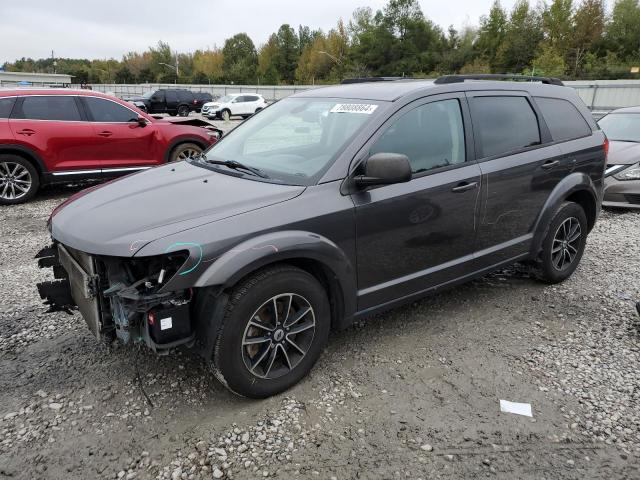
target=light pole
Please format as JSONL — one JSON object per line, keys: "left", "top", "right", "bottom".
{"left": 159, "top": 60, "right": 179, "bottom": 84}
{"left": 318, "top": 51, "right": 341, "bottom": 65}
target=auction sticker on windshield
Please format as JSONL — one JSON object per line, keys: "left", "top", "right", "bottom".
{"left": 330, "top": 104, "right": 378, "bottom": 114}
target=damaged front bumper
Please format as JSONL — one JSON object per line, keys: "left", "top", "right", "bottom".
{"left": 36, "top": 242, "right": 196, "bottom": 354}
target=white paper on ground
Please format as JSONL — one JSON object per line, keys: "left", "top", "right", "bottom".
{"left": 499, "top": 399, "right": 533, "bottom": 417}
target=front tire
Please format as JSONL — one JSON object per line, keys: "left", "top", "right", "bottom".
{"left": 220, "top": 109, "right": 231, "bottom": 121}
{"left": 209, "top": 265, "right": 330, "bottom": 398}
{"left": 534, "top": 202, "right": 587, "bottom": 284}
{"left": 0, "top": 155, "right": 39, "bottom": 205}
{"left": 168, "top": 143, "right": 203, "bottom": 162}
{"left": 177, "top": 105, "right": 190, "bottom": 117}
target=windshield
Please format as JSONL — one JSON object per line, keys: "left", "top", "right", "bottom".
{"left": 218, "top": 95, "right": 235, "bottom": 103}
{"left": 201, "top": 97, "right": 382, "bottom": 185}
{"left": 598, "top": 113, "right": 640, "bottom": 143}
{"left": 141, "top": 91, "right": 154, "bottom": 99}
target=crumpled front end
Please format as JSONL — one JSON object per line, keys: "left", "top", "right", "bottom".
{"left": 36, "top": 242, "right": 197, "bottom": 354}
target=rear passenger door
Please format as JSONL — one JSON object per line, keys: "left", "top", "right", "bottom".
{"left": 353, "top": 94, "right": 482, "bottom": 310}
{"left": 467, "top": 91, "right": 564, "bottom": 267}
{"left": 9, "top": 95, "right": 97, "bottom": 172}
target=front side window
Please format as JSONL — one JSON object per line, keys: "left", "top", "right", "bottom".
{"left": 370, "top": 99, "right": 466, "bottom": 174}
{"left": 535, "top": 97, "right": 591, "bottom": 142}
{"left": 84, "top": 97, "right": 139, "bottom": 122}
{"left": 16, "top": 96, "right": 82, "bottom": 121}
{"left": 0, "top": 97, "right": 16, "bottom": 118}
{"left": 201, "top": 97, "right": 381, "bottom": 185}
{"left": 598, "top": 113, "right": 640, "bottom": 143}
{"left": 471, "top": 96, "right": 541, "bottom": 158}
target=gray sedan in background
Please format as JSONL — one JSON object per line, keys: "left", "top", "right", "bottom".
{"left": 598, "top": 107, "right": 640, "bottom": 209}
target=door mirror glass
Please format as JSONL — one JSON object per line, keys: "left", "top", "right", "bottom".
{"left": 355, "top": 152, "right": 412, "bottom": 187}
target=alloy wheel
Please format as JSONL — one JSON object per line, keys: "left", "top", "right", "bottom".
{"left": 221, "top": 110, "right": 230, "bottom": 121}
{"left": 551, "top": 216, "right": 582, "bottom": 271}
{"left": 241, "top": 293, "right": 316, "bottom": 380}
{"left": 176, "top": 147, "right": 201, "bottom": 161}
{"left": 0, "top": 162, "right": 32, "bottom": 201}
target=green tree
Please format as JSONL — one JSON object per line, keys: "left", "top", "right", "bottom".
{"left": 570, "top": 0, "right": 605, "bottom": 76}
{"left": 530, "top": 44, "right": 566, "bottom": 76}
{"left": 258, "top": 34, "right": 281, "bottom": 84}
{"left": 542, "top": 0, "right": 573, "bottom": 59}
{"left": 606, "top": 0, "right": 640, "bottom": 61}
{"left": 496, "top": 0, "right": 543, "bottom": 72}
{"left": 476, "top": 1, "right": 508, "bottom": 71}
{"left": 274, "top": 24, "right": 299, "bottom": 83}
{"left": 222, "top": 33, "right": 258, "bottom": 84}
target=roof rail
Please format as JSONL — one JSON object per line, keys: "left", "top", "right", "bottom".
{"left": 434, "top": 74, "right": 564, "bottom": 86}
{"left": 341, "top": 77, "right": 408, "bottom": 84}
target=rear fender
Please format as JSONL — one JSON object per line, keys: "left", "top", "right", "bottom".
{"left": 530, "top": 172, "right": 598, "bottom": 256}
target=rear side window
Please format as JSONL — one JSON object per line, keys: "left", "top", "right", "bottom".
{"left": 83, "top": 97, "right": 138, "bottom": 122}
{"left": 246, "top": 95, "right": 259, "bottom": 102}
{"left": 534, "top": 97, "right": 591, "bottom": 141}
{"left": 16, "top": 96, "right": 82, "bottom": 121}
{"left": 165, "top": 91, "right": 178, "bottom": 103}
{"left": 177, "top": 91, "right": 193, "bottom": 102}
{"left": 370, "top": 99, "right": 466, "bottom": 174}
{"left": 0, "top": 97, "right": 16, "bottom": 118}
{"left": 471, "top": 96, "right": 540, "bottom": 158}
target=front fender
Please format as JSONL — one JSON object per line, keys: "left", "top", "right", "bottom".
{"left": 193, "top": 230, "right": 356, "bottom": 317}
{"left": 530, "top": 172, "right": 599, "bottom": 256}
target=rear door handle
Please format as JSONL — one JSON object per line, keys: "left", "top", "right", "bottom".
{"left": 98, "top": 131, "right": 113, "bottom": 137}
{"left": 541, "top": 160, "right": 559, "bottom": 170}
{"left": 451, "top": 181, "right": 478, "bottom": 193}
{"left": 17, "top": 129, "right": 35, "bottom": 136}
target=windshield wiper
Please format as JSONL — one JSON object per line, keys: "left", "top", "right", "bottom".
{"left": 204, "top": 158, "right": 270, "bottom": 178}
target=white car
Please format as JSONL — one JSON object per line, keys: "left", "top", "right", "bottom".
{"left": 202, "top": 93, "right": 268, "bottom": 120}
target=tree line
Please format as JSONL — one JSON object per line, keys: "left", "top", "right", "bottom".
{"left": 4, "top": 0, "right": 640, "bottom": 84}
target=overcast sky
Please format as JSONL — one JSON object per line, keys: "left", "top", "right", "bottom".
{"left": 0, "top": 0, "right": 521, "bottom": 64}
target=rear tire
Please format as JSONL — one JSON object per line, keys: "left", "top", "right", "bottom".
{"left": 168, "top": 143, "right": 203, "bottom": 162}
{"left": 209, "top": 265, "right": 330, "bottom": 398}
{"left": 533, "top": 202, "right": 587, "bottom": 284}
{"left": 0, "top": 155, "right": 39, "bottom": 205}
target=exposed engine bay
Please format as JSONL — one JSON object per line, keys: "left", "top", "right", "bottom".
{"left": 36, "top": 243, "right": 197, "bottom": 354}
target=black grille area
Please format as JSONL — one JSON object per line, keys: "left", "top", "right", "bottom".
{"left": 624, "top": 194, "right": 640, "bottom": 205}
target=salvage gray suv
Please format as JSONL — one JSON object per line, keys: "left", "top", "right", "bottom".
{"left": 38, "top": 75, "right": 607, "bottom": 398}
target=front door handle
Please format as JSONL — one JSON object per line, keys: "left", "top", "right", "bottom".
{"left": 17, "top": 129, "right": 35, "bottom": 136}
{"left": 98, "top": 131, "right": 113, "bottom": 137}
{"left": 451, "top": 181, "right": 478, "bottom": 193}
{"left": 541, "top": 160, "right": 560, "bottom": 170}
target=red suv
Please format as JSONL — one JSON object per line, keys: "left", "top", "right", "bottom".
{"left": 0, "top": 89, "right": 220, "bottom": 204}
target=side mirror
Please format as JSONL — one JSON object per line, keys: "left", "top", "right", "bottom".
{"left": 355, "top": 152, "right": 412, "bottom": 187}
{"left": 133, "top": 116, "right": 147, "bottom": 127}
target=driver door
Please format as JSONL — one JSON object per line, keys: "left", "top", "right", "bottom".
{"left": 80, "top": 96, "right": 159, "bottom": 168}
{"left": 352, "top": 94, "right": 482, "bottom": 310}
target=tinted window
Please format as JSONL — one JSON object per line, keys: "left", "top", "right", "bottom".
{"left": 535, "top": 97, "right": 591, "bottom": 141}
{"left": 246, "top": 96, "right": 259, "bottom": 102}
{"left": 165, "top": 91, "right": 178, "bottom": 103}
{"left": 177, "top": 91, "right": 193, "bottom": 101}
{"left": 84, "top": 97, "right": 138, "bottom": 122}
{"left": 18, "top": 96, "right": 82, "bottom": 121}
{"left": 0, "top": 97, "right": 16, "bottom": 118}
{"left": 370, "top": 99, "right": 466, "bottom": 174}
{"left": 471, "top": 96, "right": 540, "bottom": 158}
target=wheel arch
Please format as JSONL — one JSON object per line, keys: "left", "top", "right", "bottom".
{"left": 531, "top": 172, "right": 599, "bottom": 256}
{"left": 192, "top": 231, "right": 357, "bottom": 330}
{"left": 0, "top": 144, "right": 46, "bottom": 176}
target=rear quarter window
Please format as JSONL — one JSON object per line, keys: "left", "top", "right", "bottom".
{"left": 534, "top": 97, "right": 591, "bottom": 142}
{"left": 0, "top": 97, "right": 16, "bottom": 118}
{"left": 470, "top": 96, "right": 541, "bottom": 158}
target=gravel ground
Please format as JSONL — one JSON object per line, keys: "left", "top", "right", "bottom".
{"left": 1, "top": 172, "right": 639, "bottom": 479}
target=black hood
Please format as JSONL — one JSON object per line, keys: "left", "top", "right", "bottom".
{"left": 50, "top": 161, "right": 305, "bottom": 257}
{"left": 608, "top": 140, "right": 640, "bottom": 166}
